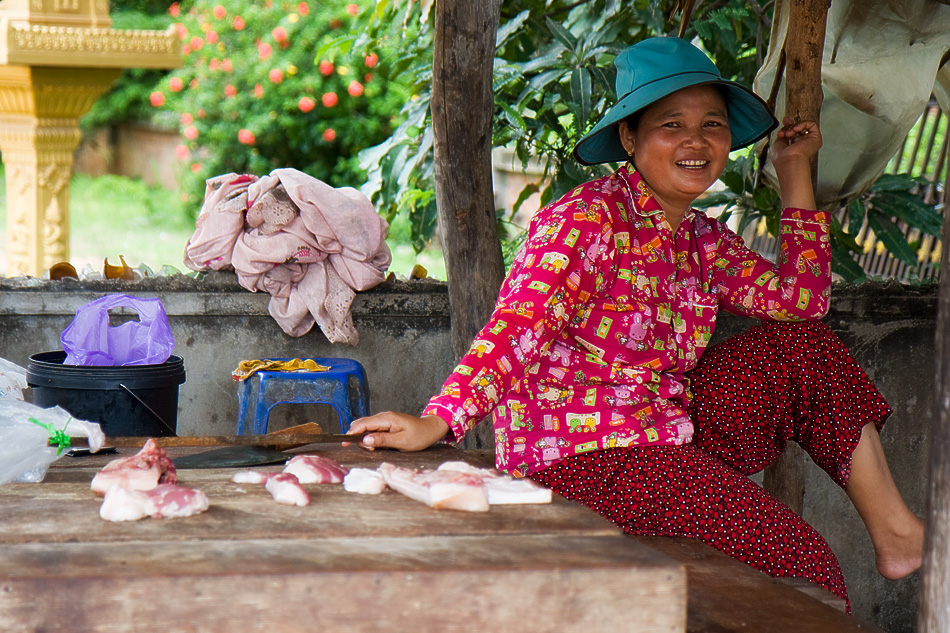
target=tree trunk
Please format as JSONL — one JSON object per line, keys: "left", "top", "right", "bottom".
{"left": 918, "top": 151, "right": 950, "bottom": 632}
{"left": 762, "top": 0, "right": 830, "bottom": 516}
{"left": 431, "top": 0, "right": 506, "bottom": 364}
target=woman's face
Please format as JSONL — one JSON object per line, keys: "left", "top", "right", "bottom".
{"left": 619, "top": 84, "right": 731, "bottom": 217}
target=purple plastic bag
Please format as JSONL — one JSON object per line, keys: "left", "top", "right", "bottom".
{"left": 61, "top": 294, "right": 175, "bottom": 366}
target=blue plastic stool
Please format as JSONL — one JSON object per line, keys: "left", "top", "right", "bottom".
{"left": 235, "top": 358, "right": 370, "bottom": 435}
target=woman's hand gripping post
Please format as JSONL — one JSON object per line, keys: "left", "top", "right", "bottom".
{"left": 769, "top": 118, "right": 823, "bottom": 211}
{"left": 345, "top": 412, "right": 450, "bottom": 452}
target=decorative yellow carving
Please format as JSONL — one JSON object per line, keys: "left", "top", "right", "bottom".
{"left": 0, "top": 0, "right": 180, "bottom": 276}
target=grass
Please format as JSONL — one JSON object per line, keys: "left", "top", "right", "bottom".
{"left": 0, "top": 166, "right": 446, "bottom": 280}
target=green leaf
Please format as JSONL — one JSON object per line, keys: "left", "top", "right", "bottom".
{"left": 871, "top": 191, "right": 943, "bottom": 237}
{"left": 496, "top": 10, "right": 530, "bottom": 49}
{"left": 869, "top": 173, "right": 919, "bottom": 193}
{"left": 694, "top": 190, "right": 737, "bottom": 209}
{"left": 831, "top": 241, "right": 868, "bottom": 283}
{"left": 545, "top": 16, "right": 578, "bottom": 54}
{"left": 847, "top": 199, "right": 865, "bottom": 233}
{"left": 570, "top": 67, "right": 592, "bottom": 128}
{"left": 512, "top": 183, "right": 540, "bottom": 216}
{"left": 866, "top": 208, "right": 919, "bottom": 267}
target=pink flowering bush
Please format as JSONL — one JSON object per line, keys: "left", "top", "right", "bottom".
{"left": 144, "top": 0, "right": 408, "bottom": 209}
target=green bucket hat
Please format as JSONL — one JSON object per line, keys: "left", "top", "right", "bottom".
{"left": 573, "top": 36, "right": 778, "bottom": 166}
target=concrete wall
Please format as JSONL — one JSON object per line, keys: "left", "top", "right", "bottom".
{"left": 0, "top": 274, "right": 935, "bottom": 632}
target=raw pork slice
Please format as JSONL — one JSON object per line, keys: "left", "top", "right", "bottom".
{"left": 99, "top": 484, "right": 209, "bottom": 522}
{"left": 377, "top": 462, "right": 489, "bottom": 512}
{"left": 342, "top": 467, "right": 386, "bottom": 494}
{"left": 232, "top": 470, "right": 270, "bottom": 484}
{"left": 265, "top": 473, "right": 311, "bottom": 506}
{"left": 91, "top": 438, "right": 177, "bottom": 496}
{"left": 283, "top": 454, "right": 348, "bottom": 484}
{"left": 437, "top": 461, "right": 552, "bottom": 505}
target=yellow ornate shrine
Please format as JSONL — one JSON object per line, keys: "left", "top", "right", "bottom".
{"left": 0, "top": 0, "right": 180, "bottom": 276}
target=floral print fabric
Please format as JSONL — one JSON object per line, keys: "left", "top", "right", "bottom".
{"left": 424, "top": 166, "right": 830, "bottom": 477}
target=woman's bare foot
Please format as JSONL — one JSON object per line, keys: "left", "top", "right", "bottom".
{"left": 873, "top": 513, "right": 924, "bottom": 580}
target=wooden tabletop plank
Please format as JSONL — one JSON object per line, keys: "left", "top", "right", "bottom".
{"left": 0, "top": 446, "right": 619, "bottom": 545}
{"left": 0, "top": 535, "right": 686, "bottom": 633}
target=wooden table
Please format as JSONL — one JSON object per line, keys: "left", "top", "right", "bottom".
{"left": 0, "top": 445, "right": 686, "bottom": 633}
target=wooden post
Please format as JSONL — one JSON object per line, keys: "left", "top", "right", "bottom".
{"left": 918, "top": 148, "right": 950, "bottom": 632}
{"left": 431, "top": 0, "right": 506, "bottom": 362}
{"left": 762, "top": 0, "right": 830, "bottom": 515}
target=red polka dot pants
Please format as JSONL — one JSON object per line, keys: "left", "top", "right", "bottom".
{"left": 530, "top": 322, "right": 892, "bottom": 607}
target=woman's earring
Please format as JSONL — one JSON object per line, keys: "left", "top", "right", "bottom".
{"left": 626, "top": 149, "right": 634, "bottom": 159}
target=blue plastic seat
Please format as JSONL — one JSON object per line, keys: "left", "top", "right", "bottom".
{"left": 235, "top": 358, "right": 370, "bottom": 435}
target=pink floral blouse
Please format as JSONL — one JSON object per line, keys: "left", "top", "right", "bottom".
{"left": 423, "top": 166, "right": 831, "bottom": 477}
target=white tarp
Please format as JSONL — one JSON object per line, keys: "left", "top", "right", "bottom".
{"left": 754, "top": 0, "right": 950, "bottom": 210}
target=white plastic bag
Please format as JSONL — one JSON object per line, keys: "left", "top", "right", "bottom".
{"left": 0, "top": 400, "right": 105, "bottom": 485}
{"left": 0, "top": 357, "right": 28, "bottom": 402}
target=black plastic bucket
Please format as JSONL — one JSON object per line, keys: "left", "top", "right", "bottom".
{"left": 26, "top": 351, "right": 186, "bottom": 437}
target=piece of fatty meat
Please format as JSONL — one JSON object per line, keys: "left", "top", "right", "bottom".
{"left": 99, "top": 484, "right": 209, "bottom": 522}
{"left": 282, "top": 454, "right": 348, "bottom": 484}
{"left": 232, "top": 470, "right": 270, "bottom": 484}
{"left": 265, "top": 472, "right": 311, "bottom": 506}
{"left": 376, "top": 462, "right": 490, "bottom": 512}
{"left": 436, "top": 461, "right": 552, "bottom": 505}
{"left": 90, "top": 438, "right": 177, "bottom": 496}
{"left": 342, "top": 467, "right": 386, "bottom": 494}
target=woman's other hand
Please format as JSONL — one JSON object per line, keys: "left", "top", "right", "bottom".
{"left": 770, "top": 118, "right": 822, "bottom": 169}
{"left": 346, "top": 412, "right": 450, "bottom": 452}
{"left": 769, "top": 118, "right": 822, "bottom": 210}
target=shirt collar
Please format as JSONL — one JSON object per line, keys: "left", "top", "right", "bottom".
{"left": 618, "top": 164, "right": 697, "bottom": 222}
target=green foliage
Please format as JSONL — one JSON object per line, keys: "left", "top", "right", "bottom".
{"left": 695, "top": 165, "right": 944, "bottom": 283}
{"left": 87, "top": 1, "right": 410, "bottom": 214}
{"left": 359, "top": 0, "right": 772, "bottom": 254}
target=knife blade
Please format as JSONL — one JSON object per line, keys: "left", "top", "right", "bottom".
{"left": 57, "top": 432, "right": 369, "bottom": 450}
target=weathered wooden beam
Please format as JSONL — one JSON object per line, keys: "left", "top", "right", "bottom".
{"left": 431, "top": 0, "right": 506, "bottom": 361}
{"left": 918, "top": 143, "right": 950, "bottom": 632}
{"left": 762, "top": 0, "right": 830, "bottom": 516}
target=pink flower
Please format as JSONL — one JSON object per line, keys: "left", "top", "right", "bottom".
{"left": 322, "top": 92, "right": 338, "bottom": 107}
{"left": 206, "top": 30, "right": 219, "bottom": 44}
{"left": 330, "top": 19, "right": 341, "bottom": 29}
{"left": 181, "top": 112, "right": 194, "bottom": 125}
{"left": 272, "top": 27, "right": 288, "bottom": 43}
{"left": 238, "top": 129, "right": 256, "bottom": 145}
{"left": 233, "top": 15, "right": 245, "bottom": 30}
{"left": 253, "top": 84, "right": 264, "bottom": 98}
{"left": 323, "top": 128, "right": 337, "bottom": 142}
{"left": 258, "top": 42, "right": 272, "bottom": 61}
{"left": 191, "top": 162, "right": 203, "bottom": 173}
{"left": 190, "top": 36, "right": 204, "bottom": 50}
{"left": 298, "top": 96, "right": 315, "bottom": 113}
{"left": 149, "top": 91, "right": 165, "bottom": 107}
{"left": 209, "top": 58, "right": 220, "bottom": 71}
{"left": 169, "top": 3, "right": 180, "bottom": 18}
{"left": 181, "top": 44, "right": 191, "bottom": 56}
{"left": 298, "top": 2, "right": 310, "bottom": 15}
{"left": 198, "top": 109, "right": 207, "bottom": 118}
{"left": 224, "top": 84, "right": 237, "bottom": 97}
{"left": 184, "top": 125, "right": 199, "bottom": 140}
{"left": 269, "top": 69, "right": 284, "bottom": 84}
{"left": 169, "top": 76, "right": 184, "bottom": 92}
{"left": 347, "top": 80, "right": 364, "bottom": 97}
{"left": 213, "top": 5, "right": 226, "bottom": 19}
{"left": 365, "top": 53, "right": 378, "bottom": 68}
{"left": 176, "top": 144, "right": 189, "bottom": 160}
{"left": 174, "top": 23, "right": 187, "bottom": 39}
{"left": 222, "top": 59, "right": 233, "bottom": 73}
{"left": 318, "top": 60, "right": 334, "bottom": 77}
{"left": 345, "top": 4, "right": 359, "bottom": 16}
{"left": 364, "top": 72, "right": 373, "bottom": 83}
